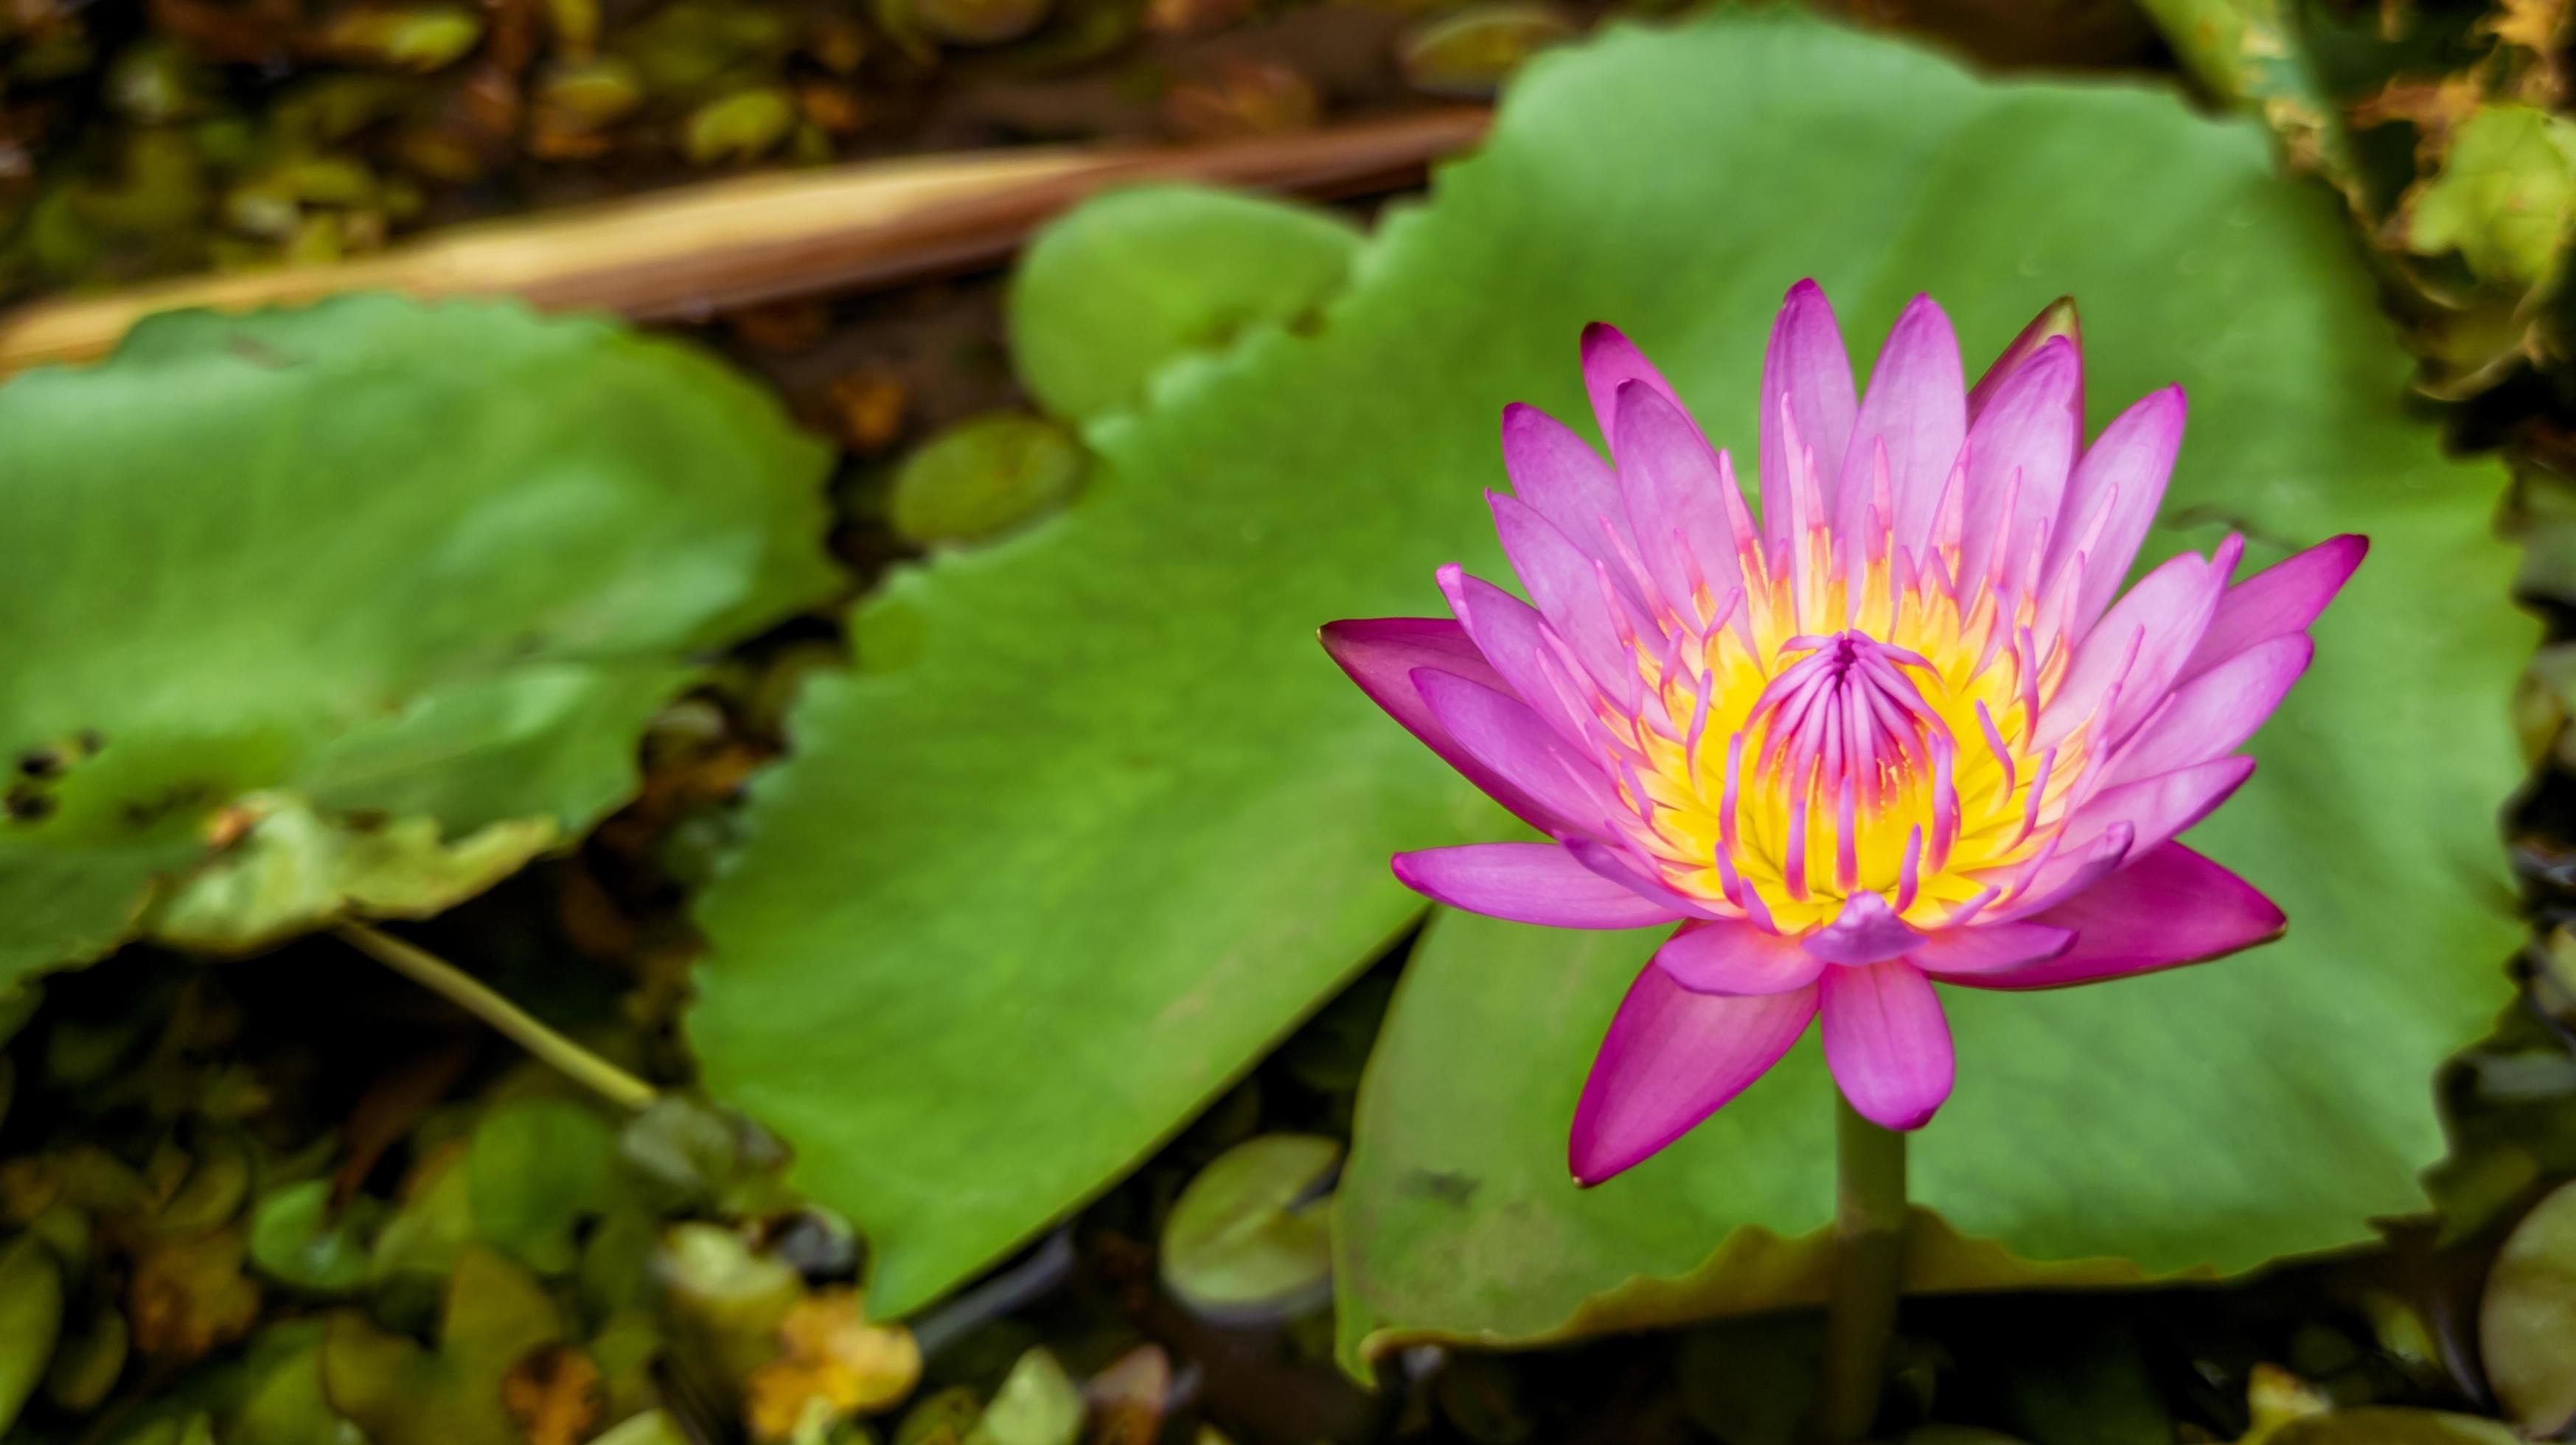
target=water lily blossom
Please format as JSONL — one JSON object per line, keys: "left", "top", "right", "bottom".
{"left": 1321, "top": 282, "right": 2362, "bottom": 1184}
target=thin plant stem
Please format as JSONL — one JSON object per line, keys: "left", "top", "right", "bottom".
{"left": 336, "top": 922, "right": 658, "bottom": 1112}
{"left": 1814, "top": 1093, "right": 1909, "bottom": 1443}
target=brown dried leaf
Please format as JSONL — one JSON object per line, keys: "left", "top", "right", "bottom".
{"left": 742, "top": 1290, "right": 922, "bottom": 1441}
{"left": 502, "top": 1343, "right": 605, "bottom": 1445}
{"left": 128, "top": 1230, "right": 260, "bottom": 1363}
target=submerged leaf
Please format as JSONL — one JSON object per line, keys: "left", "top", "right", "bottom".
{"left": 2266, "top": 1410, "right": 2524, "bottom": 1445}
{"left": 321, "top": 1246, "right": 564, "bottom": 1445}
{"left": 964, "top": 1348, "right": 1082, "bottom": 1445}
{"left": 0, "top": 1233, "right": 64, "bottom": 1434}
{"left": 467, "top": 1097, "right": 619, "bottom": 1275}
{"left": 1007, "top": 184, "right": 1362, "bottom": 423}
{"left": 1160, "top": 1134, "right": 1338, "bottom": 1322}
{"left": 889, "top": 414, "right": 1088, "bottom": 547}
{"left": 2479, "top": 1179, "right": 2576, "bottom": 1434}
{"left": 249, "top": 1180, "right": 382, "bottom": 1295}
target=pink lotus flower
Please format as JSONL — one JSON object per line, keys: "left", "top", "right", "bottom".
{"left": 1323, "top": 281, "right": 2364, "bottom": 1185}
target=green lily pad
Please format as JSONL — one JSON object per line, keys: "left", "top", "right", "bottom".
{"left": 689, "top": 9, "right": 2521, "bottom": 1325}
{"left": 320, "top": 1246, "right": 563, "bottom": 1445}
{"left": 1326, "top": 14, "right": 2524, "bottom": 1364}
{"left": 2403, "top": 105, "right": 2576, "bottom": 292}
{"left": 2267, "top": 1410, "right": 2525, "bottom": 1445}
{"left": 1160, "top": 1134, "right": 1339, "bottom": 1321}
{"left": 466, "top": 1097, "right": 619, "bottom": 1275}
{"left": 1007, "top": 184, "right": 1363, "bottom": 423}
{"left": 249, "top": 1180, "right": 383, "bottom": 1296}
{"left": 2479, "top": 1179, "right": 2576, "bottom": 1435}
{"left": 0, "top": 295, "right": 837, "bottom": 984}
{"left": 888, "top": 414, "right": 1088, "bottom": 548}
{"left": 964, "top": 1348, "right": 1083, "bottom": 1445}
{"left": 0, "top": 1233, "right": 64, "bottom": 1434}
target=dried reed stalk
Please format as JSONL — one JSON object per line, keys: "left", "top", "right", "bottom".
{"left": 0, "top": 105, "right": 1487, "bottom": 374}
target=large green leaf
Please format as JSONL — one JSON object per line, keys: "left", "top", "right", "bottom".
{"left": 1326, "top": 15, "right": 2527, "bottom": 1365}
{"left": 0, "top": 295, "right": 837, "bottom": 982}
{"left": 689, "top": 10, "right": 2522, "bottom": 1323}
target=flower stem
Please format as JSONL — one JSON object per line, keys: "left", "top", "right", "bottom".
{"left": 336, "top": 922, "right": 658, "bottom": 1113}
{"left": 1814, "top": 1093, "right": 1908, "bottom": 1444}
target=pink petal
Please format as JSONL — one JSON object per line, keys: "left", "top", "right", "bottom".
{"left": 1488, "top": 492, "right": 1643, "bottom": 703}
{"left": 1581, "top": 323, "right": 1707, "bottom": 455}
{"left": 1393, "top": 843, "right": 1682, "bottom": 929}
{"left": 1819, "top": 960, "right": 1954, "bottom": 1130}
{"left": 1612, "top": 381, "right": 1747, "bottom": 606}
{"left": 1997, "top": 821, "right": 2134, "bottom": 919}
{"left": 2106, "top": 634, "right": 2311, "bottom": 785}
{"left": 1966, "top": 296, "right": 2083, "bottom": 429}
{"left": 1954, "top": 337, "right": 2080, "bottom": 590}
{"left": 1439, "top": 565, "right": 1595, "bottom": 747}
{"left": 1320, "top": 618, "right": 1563, "bottom": 832}
{"left": 1413, "top": 668, "right": 1625, "bottom": 838}
{"left": 1955, "top": 843, "right": 2285, "bottom": 991}
{"left": 1800, "top": 891, "right": 1924, "bottom": 966}
{"left": 1570, "top": 967, "right": 1816, "bottom": 1185}
{"left": 1503, "top": 402, "right": 1635, "bottom": 563}
{"left": 1654, "top": 916, "right": 1825, "bottom": 995}
{"left": 2046, "top": 386, "right": 2188, "bottom": 636}
{"left": 1564, "top": 838, "right": 1728, "bottom": 922}
{"left": 2100, "top": 554, "right": 2227, "bottom": 746}
{"left": 1837, "top": 294, "right": 1966, "bottom": 547}
{"left": 1908, "top": 921, "right": 2076, "bottom": 978}
{"left": 1758, "top": 279, "right": 1858, "bottom": 551}
{"left": 2039, "top": 551, "right": 2221, "bottom": 751}
{"left": 2054, "top": 755, "right": 2255, "bottom": 863}
{"left": 2179, "top": 534, "right": 2367, "bottom": 682}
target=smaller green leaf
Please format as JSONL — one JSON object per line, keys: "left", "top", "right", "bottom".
{"left": 153, "top": 1132, "right": 254, "bottom": 1236}
{"left": 0, "top": 984, "right": 37, "bottom": 1049}
{"left": 467, "top": 1098, "right": 619, "bottom": 1275}
{"left": 44, "top": 1306, "right": 128, "bottom": 1411}
{"left": 0, "top": 296, "right": 838, "bottom": 986}
{"left": 2406, "top": 106, "right": 2576, "bottom": 290}
{"left": 656, "top": 1222, "right": 804, "bottom": 1382}
{"left": 896, "top": 1387, "right": 985, "bottom": 1445}
{"left": 250, "top": 1180, "right": 383, "bottom": 1295}
{"left": 964, "top": 1348, "right": 1082, "bottom": 1445}
{"left": 1008, "top": 184, "right": 1362, "bottom": 422}
{"left": 910, "top": 0, "right": 1051, "bottom": 46}
{"left": 683, "top": 88, "right": 796, "bottom": 165}
{"left": 1160, "top": 1133, "right": 1338, "bottom": 1322}
{"left": 147, "top": 797, "right": 557, "bottom": 954}
{"left": 889, "top": 414, "right": 1087, "bottom": 548}
{"left": 229, "top": 1326, "right": 366, "bottom": 1445}
{"left": 370, "top": 1147, "right": 478, "bottom": 1290}
{"left": 0, "top": 1233, "right": 65, "bottom": 1434}
{"left": 2479, "top": 1179, "right": 2576, "bottom": 1434}
{"left": 585, "top": 1412, "right": 692, "bottom": 1445}
{"left": 2268, "top": 1410, "right": 2524, "bottom": 1445}
{"left": 1398, "top": 4, "right": 1577, "bottom": 98}
{"left": 321, "top": 1247, "right": 563, "bottom": 1445}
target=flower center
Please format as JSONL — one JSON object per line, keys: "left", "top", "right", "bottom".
{"left": 1612, "top": 547, "right": 2096, "bottom": 933}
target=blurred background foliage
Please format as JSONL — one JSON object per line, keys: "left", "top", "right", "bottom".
{"left": 0, "top": 0, "right": 2572, "bottom": 1441}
